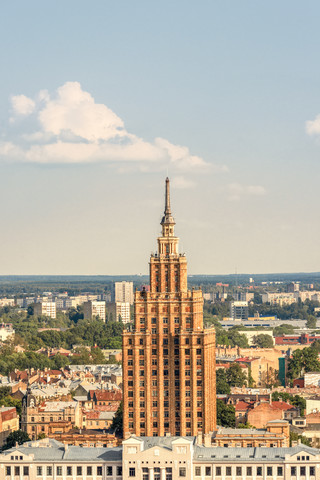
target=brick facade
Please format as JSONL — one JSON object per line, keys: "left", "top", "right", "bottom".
{"left": 123, "top": 178, "right": 216, "bottom": 438}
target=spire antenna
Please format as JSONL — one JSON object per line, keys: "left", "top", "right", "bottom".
{"left": 165, "top": 177, "right": 171, "bottom": 214}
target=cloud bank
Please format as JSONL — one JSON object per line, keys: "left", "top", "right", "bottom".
{"left": 0, "top": 82, "right": 209, "bottom": 173}
{"left": 306, "top": 114, "right": 320, "bottom": 137}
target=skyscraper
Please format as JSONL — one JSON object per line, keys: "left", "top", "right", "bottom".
{"left": 123, "top": 178, "right": 216, "bottom": 438}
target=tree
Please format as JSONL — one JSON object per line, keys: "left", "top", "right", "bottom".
{"left": 216, "top": 399, "right": 235, "bottom": 427}
{"left": 290, "top": 432, "right": 311, "bottom": 447}
{"left": 3, "top": 430, "right": 30, "bottom": 450}
{"left": 253, "top": 334, "right": 274, "bottom": 348}
{"left": 111, "top": 402, "right": 123, "bottom": 436}
{"left": 216, "top": 369, "right": 231, "bottom": 394}
{"left": 226, "top": 364, "right": 248, "bottom": 388}
{"left": 273, "top": 324, "right": 295, "bottom": 336}
{"left": 306, "top": 315, "right": 317, "bottom": 329}
{"left": 288, "top": 347, "right": 320, "bottom": 380}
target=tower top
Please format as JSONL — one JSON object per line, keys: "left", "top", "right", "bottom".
{"left": 161, "top": 177, "right": 175, "bottom": 230}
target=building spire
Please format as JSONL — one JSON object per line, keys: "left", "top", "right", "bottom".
{"left": 161, "top": 177, "right": 175, "bottom": 234}
{"left": 165, "top": 177, "right": 171, "bottom": 215}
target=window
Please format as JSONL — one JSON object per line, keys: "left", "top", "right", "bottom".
{"left": 128, "top": 349, "right": 133, "bottom": 355}
{"left": 117, "top": 466, "right": 123, "bottom": 476}
{"left": 67, "top": 466, "right": 72, "bottom": 476}
{"left": 277, "top": 467, "right": 283, "bottom": 476}
{"left": 179, "top": 468, "right": 186, "bottom": 477}
{"left": 205, "top": 467, "right": 211, "bottom": 476}
{"left": 97, "top": 466, "right": 103, "bottom": 476}
{"left": 300, "top": 467, "right": 306, "bottom": 476}
{"left": 77, "top": 466, "right": 82, "bottom": 476}
{"left": 47, "top": 466, "right": 53, "bottom": 476}
{"left": 310, "top": 467, "right": 315, "bottom": 476}
{"left": 128, "top": 370, "right": 133, "bottom": 376}
{"left": 129, "top": 468, "right": 136, "bottom": 477}
{"left": 15, "top": 467, "right": 20, "bottom": 476}
{"left": 139, "top": 349, "right": 144, "bottom": 355}
{"left": 163, "top": 349, "right": 168, "bottom": 355}
{"left": 267, "top": 467, "right": 272, "bottom": 476}
{"left": 57, "top": 466, "right": 62, "bottom": 476}
{"left": 152, "top": 349, "right": 157, "bottom": 355}
{"left": 139, "top": 359, "right": 144, "bottom": 366}
{"left": 195, "top": 467, "right": 201, "bottom": 476}
{"left": 257, "top": 467, "right": 262, "bottom": 476}
{"left": 37, "top": 467, "right": 42, "bottom": 476}
{"left": 6, "top": 467, "right": 11, "bottom": 476}
{"left": 196, "top": 349, "right": 202, "bottom": 355}
{"left": 107, "top": 466, "right": 113, "bottom": 476}
{"left": 128, "top": 391, "right": 133, "bottom": 397}
{"left": 236, "top": 467, "right": 242, "bottom": 476}
{"left": 291, "top": 467, "right": 296, "bottom": 476}
{"left": 128, "top": 381, "right": 133, "bottom": 387}
{"left": 87, "top": 466, "right": 92, "bottom": 476}
{"left": 216, "top": 467, "right": 221, "bottom": 476}
{"left": 247, "top": 466, "right": 252, "bottom": 476}
{"left": 226, "top": 467, "right": 232, "bottom": 476}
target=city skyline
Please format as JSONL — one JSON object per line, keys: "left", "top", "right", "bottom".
{"left": 1, "top": 1, "right": 320, "bottom": 275}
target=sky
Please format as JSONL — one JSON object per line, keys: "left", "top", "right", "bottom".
{"left": 1, "top": 1, "right": 320, "bottom": 275}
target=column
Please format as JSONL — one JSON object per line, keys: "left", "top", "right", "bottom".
{"left": 149, "top": 467, "right": 154, "bottom": 480}
{"left": 161, "top": 467, "right": 166, "bottom": 480}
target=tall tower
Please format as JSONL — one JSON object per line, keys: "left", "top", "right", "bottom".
{"left": 123, "top": 178, "right": 216, "bottom": 438}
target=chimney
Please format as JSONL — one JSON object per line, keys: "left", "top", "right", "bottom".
{"left": 196, "top": 434, "right": 203, "bottom": 446}
{"left": 204, "top": 433, "right": 212, "bottom": 447}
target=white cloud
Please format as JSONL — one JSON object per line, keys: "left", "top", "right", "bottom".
{"left": 227, "top": 183, "right": 266, "bottom": 201}
{"left": 171, "top": 176, "right": 196, "bottom": 189}
{"left": 306, "top": 114, "right": 320, "bottom": 136}
{"left": 11, "top": 94, "right": 35, "bottom": 117}
{"left": 1, "top": 81, "right": 225, "bottom": 174}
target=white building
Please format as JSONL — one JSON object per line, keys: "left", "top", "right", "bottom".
{"left": 0, "top": 298, "right": 15, "bottom": 307}
{"left": 114, "top": 282, "right": 134, "bottom": 305}
{"left": 261, "top": 292, "right": 296, "bottom": 306}
{"left": 108, "top": 302, "right": 131, "bottom": 324}
{"left": 33, "top": 302, "right": 56, "bottom": 319}
{"left": 0, "top": 324, "right": 15, "bottom": 342}
{"left": 230, "top": 301, "right": 248, "bottom": 321}
{"left": 83, "top": 301, "right": 106, "bottom": 321}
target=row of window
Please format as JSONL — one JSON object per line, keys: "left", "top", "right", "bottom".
{"left": 128, "top": 369, "right": 202, "bottom": 377}
{"left": 128, "top": 390, "right": 202, "bottom": 398}
{"left": 128, "top": 358, "right": 202, "bottom": 366}
{"left": 11, "top": 465, "right": 123, "bottom": 477}
{"left": 127, "top": 346, "right": 201, "bottom": 355}
{"left": 212, "top": 465, "right": 315, "bottom": 477}
{"left": 129, "top": 422, "right": 203, "bottom": 430}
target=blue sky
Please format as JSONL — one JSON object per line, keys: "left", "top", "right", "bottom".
{"left": 1, "top": 1, "right": 320, "bottom": 275}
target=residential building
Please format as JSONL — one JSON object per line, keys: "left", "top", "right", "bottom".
{"left": 83, "top": 301, "right": 106, "bottom": 321}
{"left": 242, "top": 330, "right": 274, "bottom": 346}
{"left": 212, "top": 420, "right": 289, "bottom": 447}
{"left": 0, "top": 407, "right": 19, "bottom": 447}
{"left": 261, "top": 292, "right": 296, "bottom": 305}
{"left": 114, "top": 282, "right": 134, "bottom": 304}
{"left": 108, "top": 302, "right": 131, "bottom": 323}
{"left": 230, "top": 301, "right": 248, "bottom": 321}
{"left": 33, "top": 302, "right": 56, "bottom": 319}
{"left": 0, "top": 298, "right": 15, "bottom": 307}
{"left": 21, "top": 388, "right": 81, "bottom": 440}
{"left": 0, "top": 323, "right": 15, "bottom": 342}
{"left": 122, "top": 178, "right": 216, "bottom": 438}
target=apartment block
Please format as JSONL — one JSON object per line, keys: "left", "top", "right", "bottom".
{"left": 114, "top": 282, "right": 134, "bottom": 304}
{"left": 83, "top": 301, "right": 106, "bottom": 321}
{"left": 33, "top": 302, "right": 56, "bottom": 319}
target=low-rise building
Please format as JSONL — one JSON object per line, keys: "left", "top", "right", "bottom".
{"left": 2, "top": 436, "right": 320, "bottom": 480}
{"left": 0, "top": 407, "right": 19, "bottom": 447}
